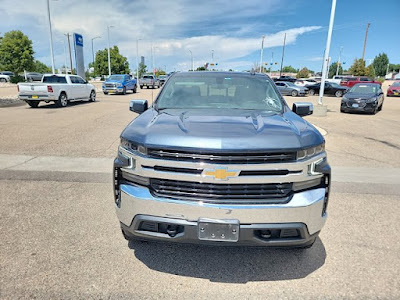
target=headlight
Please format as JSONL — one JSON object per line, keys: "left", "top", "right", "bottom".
{"left": 120, "top": 138, "right": 137, "bottom": 152}
{"left": 117, "top": 83, "right": 122, "bottom": 87}
{"left": 297, "top": 143, "right": 325, "bottom": 160}
{"left": 366, "top": 97, "right": 377, "bottom": 103}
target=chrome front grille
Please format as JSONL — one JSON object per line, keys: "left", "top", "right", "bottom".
{"left": 150, "top": 178, "right": 293, "bottom": 204}
{"left": 147, "top": 149, "right": 297, "bottom": 164}
{"left": 105, "top": 83, "right": 116, "bottom": 88}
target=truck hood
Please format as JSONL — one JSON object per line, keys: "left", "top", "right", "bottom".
{"left": 121, "top": 108, "right": 323, "bottom": 151}
{"left": 104, "top": 80, "right": 123, "bottom": 84}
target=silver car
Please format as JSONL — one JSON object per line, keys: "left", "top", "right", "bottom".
{"left": 276, "top": 81, "right": 308, "bottom": 97}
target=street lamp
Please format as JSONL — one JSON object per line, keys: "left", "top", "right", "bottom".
{"left": 136, "top": 39, "right": 142, "bottom": 88}
{"left": 91, "top": 36, "right": 101, "bottom": 76}
{"left": 259, "top": 35, "right": 265, "bottom": 73}
{"left": 107, "top": 25, "right": 114, "bottom": 77}
{"left": 188, "top": 50, "right": 194, "bottom": 71}
{"left": 46, "top": 0, "right": 56, "bottom": 74}
{"left": 336, "top": 46, "right": 343, "bottom": 77}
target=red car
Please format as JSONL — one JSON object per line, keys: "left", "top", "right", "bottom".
{"left": 387, "top": 81, "right": 400, "bottom": 97}
{"left": 340, "top": 76, "right": 381, "bottom": 88}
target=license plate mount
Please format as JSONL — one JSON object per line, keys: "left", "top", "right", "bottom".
{"left": 198, "top": 219, "right": 239, "bottom": 242}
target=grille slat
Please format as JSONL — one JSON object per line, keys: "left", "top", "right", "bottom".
{"left": 147, "top": 149, "right": 296, "bottom": 164}
{"left": 150, "top": 178, "right": 292, "bottom": 204}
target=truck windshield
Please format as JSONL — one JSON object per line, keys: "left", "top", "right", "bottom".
{"left": 107, "top": 75, "right": 124, "bottom": 81}
{"left": 156, "top": 73, "right": 283, "bottom": 112}
{"left": 42, "top": 76, "right": 67, "bottom": 83}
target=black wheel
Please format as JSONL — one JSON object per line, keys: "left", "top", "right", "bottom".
{"left": 378, "top": 101, "right": 383, "bottom": 111}
{"left": 340, "top": 107, "right": 345, "bottom": 113}
{"left": 26, "top": 100, "right": 39, "bottom": 108}
{"left": 291, "top": 90, "right": 298, "bottom": 97}
{"left": 372, "top": 105, "right": 378, "bottom": 115}
{"left": 56, "top": 93, "right": 68, "bottom": 107}
{"left": 89, "top": 90, "right": 96, "bottom": 102}
{"left": 140, "top": 85, "right": 144, "bottom": 89}
{"left": 122, "top": 86, "right": 127, "bottom": 95}
{"left": 0, "top": 78, "right": 6, "bottom": 83}
{"left": 132, "top": 85, "right": 137, "bottom": 93}
{"left": 103, "top": 91, "right": 108, "bottom": 95}
{"left": 309, "top": 89, "right": 315, "bottom": 96}
{"left": 335, "top": 90, "right": 343, "bottom": 98}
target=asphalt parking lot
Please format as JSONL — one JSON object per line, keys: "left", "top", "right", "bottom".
{"left": 0, "top": 82, "right": 399, "bottom": 299}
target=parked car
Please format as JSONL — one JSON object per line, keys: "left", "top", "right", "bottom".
{"left": 158, "top": 75, "right": 168, "bottom": 86}
{"left": 277, "top": 75, "right": 297, "bottom": 83}
{"left": 18, "top": 74, "right": 96, "bottom": 108}
{"left": 295, "top": 79, "right": 317, "bottom": 87}
{"left": 0, "top": 74, "right": 10, "bottom": 83}
{"left": 25, "top": 72, "right": 43, "bottom": 82}
{"left": 307, "top": 82, "right": 348, "bottom": 97}
{"left": 386, "top": 81, "right": 400, "bottom": 97}
{"left": 102, "top": 74, "right": 137, "bottom": 95}
{"left": 275, "top": 81, "right": 308, "bottom": 96}
{"left": 139, "top": 74, "right": 160, "bottom": 89}
{"left": 115, "top": 71, "right": 330, "bottom": 248}
{"left": 0, "top": 71, "right": 15, "bottom": 77}
{"left": 340, "top": 76, "right": 381, "bottom": 88}
{"left": 340, "top": 83, "right": 384, "bottom": 114}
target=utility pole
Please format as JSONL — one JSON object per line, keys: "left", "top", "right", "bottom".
{"left": 279, "top": 33, "right": 286, "bottom": 77}
{"left": 336, "top": 46, "right": 343, "bottom": 77}
{"left": 259, "top": 35, "right": 265, "bottom": 73}
{"left": 362, "top": 22, "right": 370, "bottom": 61}
{"left": 63, "top": 40, "right": 68, "bottom": 74}
{"left": 189, "top": 50, "right": 194, "bottom": 71}
{"left": 64, "top": 33, "right": 73, "bottom": 74}
{"left": 269, "top": 51, "right": 274, "bottom": 77}
{"left": 91, "top": 36, "right": 101, "bottom": 76}
{"left": 107, "top": 25, "right": 114, "bottom": 77}
{"left": 136, "top": 39, "right": 141, "bottom": 87}
{"left": 319, "top": 0, "right": 337, "bottom": 106}
{"left": 46, "top": 0, "right": 55, "bottom": 74}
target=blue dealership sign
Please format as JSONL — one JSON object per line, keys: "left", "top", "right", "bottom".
{"left": 75, "top": 33, "right": 83, "bottom": 47}
{"left": 73, "top": 33, "right": 85, "bottom": 79}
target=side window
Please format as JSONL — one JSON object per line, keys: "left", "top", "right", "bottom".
{"left": 77, "top": 77, "right": 86, "bottom": 84}
{"left": 276, "top": 83, "right": 282, "bottom": 87}
{"left": 70, "top": 76, "right": 78, "bottom": 84}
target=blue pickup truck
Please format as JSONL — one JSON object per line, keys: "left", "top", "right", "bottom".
{"left": 102, "top": 74, "right": 137, "bottom": 95}
{"left": 114, "top": 72, "right": 330, "bottom": 248}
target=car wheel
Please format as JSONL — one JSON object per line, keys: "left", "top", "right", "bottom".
{"left": 340, "top": 107, "right": 345, "bottom": 113}
{"left": 291, "top": 90, "right": 298, "bottom": 97}
{"left": 140, "top": 85, "right": 143, "bottom": 89}
{"left": 26, "top": 100, "right": 39, "bottom": 108}
{"left": 372, "top": 106, "right": 378, "bottom": 115}
{"left": 56, "top": 93, "right": 68, "bottom": 108}
{"left": 122, "top": 87, "right": 126, "bottom": 95}
{"left": 103, "top": 91, "right": 108, "bottom": 95}
{"left": 89, "top": 90, "right": 96, "bottom": 102}
{"left": 335, "top": 90, "right": 343, "bottom": 98}
{"left": 309, "top": 89, "right": 315, "bottom": 96}
{"left": 133, "top": 85, "right": 137, "bottom": 93}
{"left": 0, "top": 78, "right": 6, "bottom": 83}
{"left": 378, "top": 101, "right": 383, "bottom": 111}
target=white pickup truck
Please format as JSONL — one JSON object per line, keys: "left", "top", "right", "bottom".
{"left": 18, "top": 74, "right": 96, "bottom": 108}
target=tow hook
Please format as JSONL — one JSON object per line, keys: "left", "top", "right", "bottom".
{"left": 166, "top": 225, "right": 178, "bottom": 237}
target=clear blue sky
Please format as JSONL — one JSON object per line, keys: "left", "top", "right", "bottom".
{"left": 0, "top": 0, "right": 399, "bottom": 72}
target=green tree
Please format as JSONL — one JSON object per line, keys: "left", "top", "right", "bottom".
{"left": 366, "top": 64, "right": 376, "bottom": 78}
{"left": 281, "top": 65, "right": 297, "bottom": 73}
{"left": 388, "top": 63, "right": 400, "bottom": 72}
{"left": 0, "top": 30, "right": 34, "bottom": 74}
{"left": 33, "top": 60, "right": 51, "bottom": 73}
{"left": 137, "top": 62, "right": 147, "bottom": 78}
{"left": 328, "top": 62, "right": 343, "bottom": 78}
{"left": 94, "top": 46, "right": 129, "bottom": 75}
{"left": 196, "top": 66, "right": 206, "bottom": 71}
{"left": 296, "top": 67, "right": 310, "bottom": 78}
{"left": 349, "top": 59, "right": 367, "bottom": 76}
{"left": 372, "top": 53, "right": 389, "bottom": 77}
{"left": 156, "top": 69, "right": 166, "bottom": 77}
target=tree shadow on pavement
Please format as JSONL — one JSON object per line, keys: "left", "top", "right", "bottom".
{"left": 128, "top": 237, "right": 326, "bottom": 283}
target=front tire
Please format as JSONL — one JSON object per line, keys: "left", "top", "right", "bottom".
{"left": 89, "top": 90, "right": 96, "bottom": 102}
{"left": 0, "top": 78, "right": 6, "bottom": 83}
{"left": 26, "top": 100, "right": 39, "bottom": 108}
{"left": 122, "top": 86, "right": 126, "bottom": 95}
{"left": 132, "top": 85, "right": 137, "bottom": 93}
{"left": 309, "top": 89, "right": 315, "bottom": 96}
{"left": 56, "top": 93, "right": 68, "bottom": 108}
{"left": 335, "top": 90, "right": 343, "bottom": 98}
{"left": 103, "top": 91, "right": 108, "bottom": 95}
{"left": 291, "top": 90, "right": 298, "bottom": 97}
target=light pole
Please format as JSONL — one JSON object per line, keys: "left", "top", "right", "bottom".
{"left": 336, "top": 46, "right": 343, "bottom": 77}
{"left": 64, "top": 33, "right": 73, "bottom": 74}
{"left": 91, "top": 36, "right": 101, "bottom": 76}
{"left": 269, "top": 51, "right": 274, "bottom": 77}
{"left": 136, "top": 39, "right": 141, "bottom": 87}
{"left": 279, "top": 33, "right": 286, "bottom": 77}
{"left": 46, "top": 0, "right": 55, "bottom": 74}
{"left": 107, "top": 25, "right": 114, "bottom": 77}
{"left": 259, "top": 35, "right": 265, "bottom": 73}
{"left": 63, "top": 39, "right": 68, "bottom": 74}
{"left": 188, "top": 50, "right": 194, "bottom": 71}
{"left": 318, "top": 0, "right": 337, "bottom": 106}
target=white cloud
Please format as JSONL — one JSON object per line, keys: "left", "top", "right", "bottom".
{"left": 307, "top": 56, "right": 324, "bottom": 62}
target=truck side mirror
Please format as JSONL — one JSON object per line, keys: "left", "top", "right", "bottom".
{"left": 130, "top": 100, "right": 148, "bottom": 114}
{"left": 293, "top": 102, "right": 313, "bottom": 116}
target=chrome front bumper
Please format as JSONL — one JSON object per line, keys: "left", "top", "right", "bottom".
{"left": 116, "top": 184, "right": 326, "bottom": 239}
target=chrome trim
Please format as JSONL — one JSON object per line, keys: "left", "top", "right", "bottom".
{"left": 118, "top": 147, "right": 326, "bottom": 184}
{"left": 116, "top": 185, "right": 326, "bottom": 235}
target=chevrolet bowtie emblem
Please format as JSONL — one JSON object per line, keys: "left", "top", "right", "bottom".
{"left": 202, "top": 168, "right": 239, "bottom": 180}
